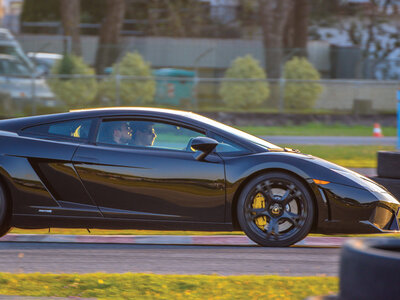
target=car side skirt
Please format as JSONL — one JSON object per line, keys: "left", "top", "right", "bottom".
{"left": 11, "top": 214, "right": 235, "bottom": 231}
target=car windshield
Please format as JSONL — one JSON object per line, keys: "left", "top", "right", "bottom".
{"left": 189, "top": 113, "right": 282, "bottom": 150}
{"left": 0, "top": 56, "right": 32, "bottom": 76}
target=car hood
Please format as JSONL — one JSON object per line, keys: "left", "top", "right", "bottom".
{"left": 264, "top": 149, "right": 389, "bottom": 194}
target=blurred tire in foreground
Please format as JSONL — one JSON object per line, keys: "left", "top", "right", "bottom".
{"left": 377, "top": 151, "right": 400, "bottom": 179}
{"left": 307, "top": 238, "right": 400, "bottom": 300}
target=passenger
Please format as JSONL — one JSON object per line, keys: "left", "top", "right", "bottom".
{"left": 131, "top": 122, "right": 157, "bottom": 146}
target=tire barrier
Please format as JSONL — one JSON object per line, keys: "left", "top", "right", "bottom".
{"left": 374, "top": 150, "right": 400, "bottom": 202}
{"left": 339, "top": 239, "right": 400, "bottom": 300}
{"left": 377, "top": 151, "right": 400, "bottom": 179}
{"left": 307, "top": 238, "right": 400, "bottom": 300}
{"left": 372, "top": 176, "right": 400, "bottom": 200}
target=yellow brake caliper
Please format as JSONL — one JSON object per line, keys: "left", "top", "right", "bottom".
{"left": 252, "top": 193, "right": 267, "bottom": 230}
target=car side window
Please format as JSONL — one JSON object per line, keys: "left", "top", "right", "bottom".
{"left": 23, "top": 119, "right": 93, "bottom": 140}
{"left": 97, "top": 119, "right": 205, "bottom": 151}
{"left": 211, "top": 133, "right": 248, "bottom": 154}
{"left": 152, "top": 122, "right": 205, "bottom": 151}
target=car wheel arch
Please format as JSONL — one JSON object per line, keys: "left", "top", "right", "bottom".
{"left": 231, "top": 168, "right": 319, "bottom": 232}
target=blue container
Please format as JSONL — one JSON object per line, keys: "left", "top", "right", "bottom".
{"left": 153, "top": 68, "right": 196, "bottom": 107}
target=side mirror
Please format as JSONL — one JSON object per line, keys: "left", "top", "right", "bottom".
{"left": 191, "top": 137, "right": 218, "bottom": 161}
{"left": 34, "top": 65, "right": 47, "bottom": 77}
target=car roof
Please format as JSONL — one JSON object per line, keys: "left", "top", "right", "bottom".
{"left": 0, "top": 54, "right": 18, "bottom": 61}
{"left": 0, "top": 107, "right": 277, "bottom": 152}
{"left": 0, "top": 107, "right": 203, "bottom": 132}
{"left": 27, "top": 52, "right": 63, "bottom": 60}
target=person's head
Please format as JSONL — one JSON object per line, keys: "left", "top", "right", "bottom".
{"left": 111, "top": 121, "right": 132, "bottom": 144}
{"left": 132, "top": 122, "right": 157, "bottom": 146}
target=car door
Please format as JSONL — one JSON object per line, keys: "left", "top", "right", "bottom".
{"left": 72, "top": 118, "right": 226, "bottom": 222}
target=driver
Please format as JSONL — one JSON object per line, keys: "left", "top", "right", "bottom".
{"left": 110, "top": 121, "right": 132, "bottom": 145}
{"left": 131, "top": 121, "right": 157, "bottom": 146}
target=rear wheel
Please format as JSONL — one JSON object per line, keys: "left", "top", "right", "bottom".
{"left": 0, "top": 184, "right": 10, "bottom": 237}
{"left": 237, "top": 172, "right": 314, "bottom": 247}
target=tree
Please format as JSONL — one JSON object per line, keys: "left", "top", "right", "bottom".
{"left": 257, "top": 0, "right": 295, "bottom": 109}
{"left": 60, "top": 0, "right": 81, "bottom": 55}
{"left": 283, "top": 57, "right": 322, "bottom": 110}
{"left": 95, "top": 0, "right": 126, "bottom": 74}
{"left": 144, "top": 0, "right": 206, "bottom": 37}
{"left": 284, "top": 0, "right": 310, "bottom": 56}
{"left": 166, "top": 0, "right": 185, "bottom": 37}
{"left": 219, "top": 55, "right": 270, "bottom": 109}
{"left": 99, "top": 52, "right": 155, "bottom": 105}
{"left": 344, "top": 0, "right": 400, "bottom": 78}
{"left": 49, "top": 55, "right": 98, "bottom": 108}
{"left": 258, "top": 0, "right": 294, "bottom": 79}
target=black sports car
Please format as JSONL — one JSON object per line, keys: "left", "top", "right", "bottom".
{"left": 0, "top": 108, "right": 399, "bottom": 247}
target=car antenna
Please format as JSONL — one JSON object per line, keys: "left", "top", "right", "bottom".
{"left": 87, "top": 228, "right": 91, "bottom": 234}
{"left": 48, "top": 227, "right": 50, "bottom": 233}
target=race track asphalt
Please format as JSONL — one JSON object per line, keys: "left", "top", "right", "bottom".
{"left": 0, "top": 235, "right": 349, "bottom": 276}
{"left": 0, "top": 242, "right": 340, "bottom": 276}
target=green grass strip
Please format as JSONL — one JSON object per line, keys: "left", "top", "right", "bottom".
{"left": 239, "top": 124, "right": 397, "bottom": 136}
{"left": 0, "top": 273, "right": 338, "bottom": 299}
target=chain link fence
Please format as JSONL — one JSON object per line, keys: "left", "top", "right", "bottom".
{"left": 0, "top": 74, "right": 398, "bottom": 117}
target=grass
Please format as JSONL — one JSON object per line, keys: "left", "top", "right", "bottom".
{"left": 238, "top": 123, "right": 397, "bottom": 136}
{"left": 0, "top": 273, "right": 338, "bottom": 299}
{"left": 285, "top": 145, "right": 396, "bottom": 168}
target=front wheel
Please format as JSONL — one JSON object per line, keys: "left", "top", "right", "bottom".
{"left": 237, "top": 172, "right": 314, "bottom": 247}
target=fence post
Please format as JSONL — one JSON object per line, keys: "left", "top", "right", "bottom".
{"left": 31, "top": 74, "right": 37, "bottom": 115}
{"left": 397, "top": 89, "right": 400, "bottom": 150}
{"left": 115, "top": 70, "right": 121, "bottom": 106}
{"left": 278, "top": 77, "right": 285, "bottom": 112}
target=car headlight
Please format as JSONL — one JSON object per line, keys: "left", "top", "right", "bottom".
{"left": 331, "top": 168, "right": 387, "bottom": 194}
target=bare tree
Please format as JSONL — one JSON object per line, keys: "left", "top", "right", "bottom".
{"left": 259, "top": 0, "right": 294, "bottom": 79}
{"left": 345, "top": 0, "right": 400, "bottom": 78}
{"left": 60, "top": 0, "right": 81, "bottom": 55}
{"left": 166, "top": 0, "right": 186, "bottom": 37}
{"left": 146, "top": 0, "right": 198, "bottom": 37}
{"left": 147, "top": 0, "right": 162, "bottom": 36}
{"left": 95, "top": 0, "right": 126, "bottom": 74}
{"left": 284, "top": 0, "right": 310, "bottom": 57}
{"left": 293, "top": 0, "right": 309, "bottom": 53}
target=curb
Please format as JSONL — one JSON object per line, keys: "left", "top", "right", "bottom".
{"left": 0, "top": 234, "right": 347, "bottom": 247}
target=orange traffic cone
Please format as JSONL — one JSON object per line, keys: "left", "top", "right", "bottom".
{"left": 373, "top": 123, "right": 384, "bottom": 137}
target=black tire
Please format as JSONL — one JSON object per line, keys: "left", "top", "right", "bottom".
{"left": 0, "top": 184, "right": 10, "bottom": 237}
{"left": 339, "top": 238, "right": 400, "bottom": 300}
{"left": 237, "top": 172, "right": 314, "bottom": 247}
{"left": 371, "top": 176, "right": 400, "bottom": 200}
{"left": 377, "top": 151, "right": 400, "bottom": 179}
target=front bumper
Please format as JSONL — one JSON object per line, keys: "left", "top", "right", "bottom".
{"left": 315, "top": 182, "right": 400, "bottom": 234}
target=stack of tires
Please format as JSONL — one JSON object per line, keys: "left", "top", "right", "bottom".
{"left": 372, "top": 151, "right": 400, "bottom": 200}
